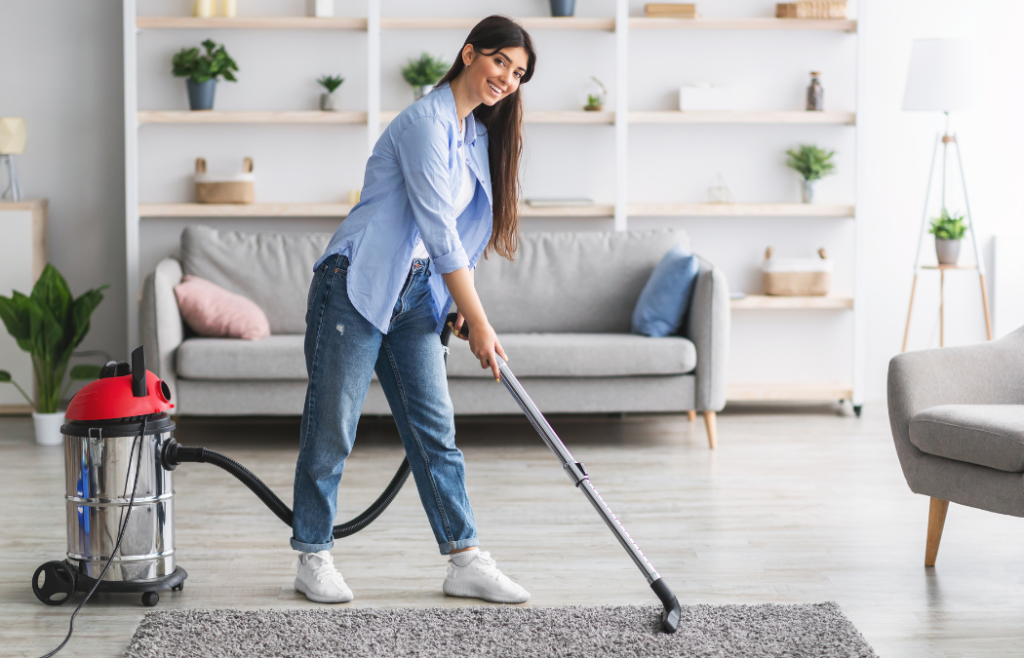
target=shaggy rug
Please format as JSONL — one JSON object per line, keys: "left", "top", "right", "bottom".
{"left": 122, "top": 602, "right": 878, "bottom": 658}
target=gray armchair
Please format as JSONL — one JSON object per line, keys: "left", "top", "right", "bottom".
{"left": 887, "top": 326, "right": 1024, "bottom": 565}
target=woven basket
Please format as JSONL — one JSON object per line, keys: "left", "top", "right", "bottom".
{"left": 194, "top": 157, "right": 254, "bottom": 204}
{"left": 776, "top": 0, "right": 847, "bottom": 19}
{"left": 762, "top": 247, "right": 833, "bottom": 296}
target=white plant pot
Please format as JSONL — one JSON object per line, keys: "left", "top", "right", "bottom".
{"left": 32, "top": 412, "right": 65, "bottom": 447}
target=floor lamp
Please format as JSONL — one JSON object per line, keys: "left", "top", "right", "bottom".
{"left": 901, "top": 39, "right": 992, "bottom": 351}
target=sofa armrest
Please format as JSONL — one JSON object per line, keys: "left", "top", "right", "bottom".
{"left": 140, "top": 258, "right": 184, "bottom": 405}
{"left": 684, "top": 257, "right": 730, "bottom": 412}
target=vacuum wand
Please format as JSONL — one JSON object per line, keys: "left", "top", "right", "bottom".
{"left": 443, "top": 314, "right": 681, "bottom": 633}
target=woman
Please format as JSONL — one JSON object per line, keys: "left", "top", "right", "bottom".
{"left": 291, "top": 16, "right": 536, "bottom": 604}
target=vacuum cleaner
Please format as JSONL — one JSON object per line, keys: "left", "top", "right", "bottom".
{"left": 33, "top": 314, "right": 681, "bottom": 644}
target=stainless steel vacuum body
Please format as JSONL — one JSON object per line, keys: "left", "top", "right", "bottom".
{"left": 63, "top": 420, "right": 176, "bottom": 581}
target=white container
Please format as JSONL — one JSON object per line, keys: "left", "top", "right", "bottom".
{"left": 33, "top": 412, "right": 65, "bottom": 446}
{"left": 308, "top": 0, "right": 334, "bottom": 17}
{"left": 679, "top": 84, "right": 735, "bottom": 111}
{"left": 220, "top": 0, "right": 237, "bottom": 17}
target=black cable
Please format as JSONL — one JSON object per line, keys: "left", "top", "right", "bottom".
{"left": 38, "top": 419, "right": 147, "bottom": 658}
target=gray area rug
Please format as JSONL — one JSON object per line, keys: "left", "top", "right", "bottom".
{"left": 122, "top": 603, "right": 878, "bottom": 658}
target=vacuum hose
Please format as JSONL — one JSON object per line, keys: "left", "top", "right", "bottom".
{"left": 161, "top": 313, "right": 463, "bottom": 539}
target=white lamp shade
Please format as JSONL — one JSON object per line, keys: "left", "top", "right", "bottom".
{"left": 902, "top": 39, "right": 978, "bottom": 112}
{"left": 0, "top": 117, "right": 27, "bottom": 155}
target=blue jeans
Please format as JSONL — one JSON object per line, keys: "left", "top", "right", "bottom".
{"left": 291, "top": 254, "right": 478, "bottom": 555}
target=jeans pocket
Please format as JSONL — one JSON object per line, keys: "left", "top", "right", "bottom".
{"left": 307, "top": 263, "right": 329, "bottom": 312}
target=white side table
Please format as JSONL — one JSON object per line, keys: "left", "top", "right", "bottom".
{"left": 0, "top": 199, "right": 47, "bottom": 414}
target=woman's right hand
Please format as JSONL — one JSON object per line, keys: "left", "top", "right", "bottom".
{"left": 468, "top": 320, "right": 507, "bottom": 381}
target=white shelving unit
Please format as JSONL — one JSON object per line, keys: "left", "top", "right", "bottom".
{"left": 123, "top": 0, "right": 864, "bottom": 408}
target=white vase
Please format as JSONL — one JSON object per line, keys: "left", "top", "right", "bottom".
{"left": 32, "top": 412, "right": 65, "bottom": 447}
{"left": 801, "top": 179, "right": 817, "bottom": 204}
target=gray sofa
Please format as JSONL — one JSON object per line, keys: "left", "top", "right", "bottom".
{"left": 141, "top": 226, "right": 730, "bottom": 446}
{"left": 888, "top": 326, "right": 1024, "bottom": 565}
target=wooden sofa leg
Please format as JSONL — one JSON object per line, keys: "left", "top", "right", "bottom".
{"left": 703, "top": 411, "right": 717, "bottom": 449}
{"left": 925, "top": 497, "right": 949, "bottom": 567}
{"left": 687, "top": 410, "right": 696, "bottom": 422}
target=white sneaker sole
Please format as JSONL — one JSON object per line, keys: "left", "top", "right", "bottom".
{"left": 443, "top": 577, "right": 530, "bottom": 604}
{"left": 294, "top": 577, "right": 354, "bottom": 604}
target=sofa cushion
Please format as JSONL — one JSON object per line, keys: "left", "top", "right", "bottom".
{"left": 177, "top": 333, "right": 697, "bottom": 381}
{"left": 445, "top": 333, "right": 696, "bottom": 378}
{"left": 474, "top": 228, "right": 689, "bottom": 334}
{"left": 910, "top": 404, "right": 1024, "bottom": 472}
{"left": 181, "top": 225, "right": 331, "bottom": 335}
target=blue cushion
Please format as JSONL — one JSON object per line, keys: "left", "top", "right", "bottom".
{"left": 631, "top": 244, "right": 700, "bottom": 337}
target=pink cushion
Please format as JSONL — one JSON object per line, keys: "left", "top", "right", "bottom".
{"left": 174, "top": 275, "right": 270, "bottom": 341}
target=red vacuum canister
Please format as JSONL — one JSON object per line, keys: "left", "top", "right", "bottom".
{"left": 32, "top": 346, "right": 187, "bottom": 609}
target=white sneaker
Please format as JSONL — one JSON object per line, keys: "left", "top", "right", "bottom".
{"left": 442, "top": 550, "right": 530, "bottom": 603}
{"left": 294, "top": 551, "right": 354, "bottom": 603}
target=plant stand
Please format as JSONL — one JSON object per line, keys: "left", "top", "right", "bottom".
{"left": 902, "top": 129, "right": 993, "bottom": 352}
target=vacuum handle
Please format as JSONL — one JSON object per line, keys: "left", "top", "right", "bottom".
{"left": 441, "top": 312, "right": 469, "bottom": 347}
{"left": 131, "top": 346, "right": 147, "bottom": 397}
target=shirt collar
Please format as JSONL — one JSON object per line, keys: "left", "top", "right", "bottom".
{"left": 436, "top": 81, "right": 477, "bottom": 148}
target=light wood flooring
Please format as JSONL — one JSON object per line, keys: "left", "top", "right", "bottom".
{"left": 3, "top": 404, "right": 1024, "bottom": 657}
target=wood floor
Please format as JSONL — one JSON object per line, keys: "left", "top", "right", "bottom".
{"left": 3, "top": 404, "right": 1024, "bottom": 657}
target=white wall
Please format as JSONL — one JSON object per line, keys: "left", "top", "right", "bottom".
{"left": 2, "top": 0, "right": 1021, "bottom": 402}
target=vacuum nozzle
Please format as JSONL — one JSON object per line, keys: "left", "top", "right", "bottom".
{"left": 651, "top": 578, "right": 681, "bottom": 633}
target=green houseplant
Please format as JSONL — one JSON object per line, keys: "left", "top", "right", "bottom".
{"left": 317, "top": 74, "right": 345, "bottom": 111}
{"left": 785, "top": 144, "right": 837, "bottom": 203}
{"left": 0, "top": 265, "right": 106, "bottom": 445}
{"left": 172, "top": 39, "right": 239, "bottom": 111}
{"left": 929, "top": 209, "right": 968, "bottom": 265}
{"left": 401, "top": 53, "right": 450, "bottom": 101}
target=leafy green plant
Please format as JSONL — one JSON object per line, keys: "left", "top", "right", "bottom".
{"left": 585, "top": 94, "right": 603, "bottom": 109}
{"left": 317, "top": 74, "right": 345, "bottom": 94}
{"left": 0, "top": 265, "right": 107, "bottom": 413}
{"left": 401, "top": 53, "right": 449, "bottom": 87}
{"left": 172, "top": 39, "right": 239, "bottom": 84}
{"left": 929, "top": 209, "right": 968, "bottom": 240}
{"left": 785, "top": 144, "right": 837, "bottom": 181}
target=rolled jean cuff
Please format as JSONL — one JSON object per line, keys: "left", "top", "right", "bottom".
{"left": 291, "top": 537, "right": 334, "bottom": 553}
{"left": 439, "top": 537, "right": 479, "bottom": 555}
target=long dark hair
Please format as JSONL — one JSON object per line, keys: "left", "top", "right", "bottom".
{"left": 435, "top": 15, "right": 536, "bottom": 260}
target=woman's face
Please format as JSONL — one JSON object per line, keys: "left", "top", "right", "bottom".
{"left": 460, "top": 44, "right": 529, "bottom": 106}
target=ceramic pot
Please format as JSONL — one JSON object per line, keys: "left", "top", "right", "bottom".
{"left": 32, "top": 412, "right": 65, "bottom": 447}
{"left": 936, "top": 238, "right": 961, "bottom": 265}
{"left": 413, "top": 84, "right": 435, "bottom": 101}
{"left": 550, "top": 0, "right": 576, "bottom": 16}
{"left": 320, "top": 93, "right": 337, "bottom": 111}
{"left": 186, "top": 78, "right": 217, "bottom": 111}
{"left": 801, "top": 179, "right": 817, "bottom": 204}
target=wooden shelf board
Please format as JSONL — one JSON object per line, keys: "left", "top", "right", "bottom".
{"left": 921, "top": 264, "right": 979, "bottom": 270}
{"left": 0, "top": 404, "right": 33, "bottom": 416}
{"left": 731, "top": 295, "right": 853, "bottom": 310}
{"left": 380, "top": 110, "right": 615, "bottom": 125}
{"left": 627, "top": 203, "right": 854, "bottom": 217}
{"left": 727, "top": 383, "right": 853, "bottom": 401}
{"left": 138, "top": 111, "right": 368, "bottom": 124}
{"left": 630, "top": 17, "right": 857, "bottom": 31}
{"left": 139, "top": 203, "right": 353, "bottom": 217}
{"left": 629, "top": 111, "right": 855, "bottom": 125}
{"left": 136, "top": 16, "right": 368, "bottom": 29}
{"left": 381, "top": 17, "right": 615, "bottom": 30}
{"left": 520, "top": 204, "right": 615, "bottom": 218}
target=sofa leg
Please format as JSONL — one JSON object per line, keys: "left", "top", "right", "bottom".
{"left": 703, "top": 411, "right": 717, "bottom": 449}
{"left": 687, "top": 410, "right": 696, "bottom": 422}
{"left": 925, "top": 497, "right": 949, "bottom": 567}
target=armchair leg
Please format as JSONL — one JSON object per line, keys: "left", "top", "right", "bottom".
{"left": 925, "top": 497, "right": 949, "bottom": 567}
{"left": 687, "top": 410, "right": 696, "bottom": 422}
{"left": 703, "top": 411, "right": 717, "bottom": 449}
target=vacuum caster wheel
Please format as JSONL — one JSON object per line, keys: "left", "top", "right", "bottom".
{"left": 171, "top": 582, "right": 184, "bottom": 592}
{"left": 142, "top": 591, "right": 160, "bottom": 607}
{"left": 32, "top": 561, "right": 76, "bottom": 606}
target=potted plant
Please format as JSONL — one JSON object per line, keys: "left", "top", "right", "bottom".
{"left": 0, "top": 265, "right": 106, "bottom": 445}
{"left": 785, "top": 144, "right": 836, "bottom": 203}
{"left": 317, "top": 74, "right": 345, "bottom": 111}
{"left": 929, "top": 209, "right": 968, "bottom": 265}
{"left": 401, "top": 53, "right": 450, "bottom": 101}
{"left": 172, "top": 39, "right": 239, "bottom": 111}
{"left": 550, "top": 0, "right": 576, "bottom": 16}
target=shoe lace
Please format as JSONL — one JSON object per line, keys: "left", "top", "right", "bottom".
{"left": 473, "top": 551, "right": 504, "bottom": 583}
{"left": 309, "top": 554, "right": 346, "bottom": 586}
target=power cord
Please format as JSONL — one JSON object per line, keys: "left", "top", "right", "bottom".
{"left": 38, "top": 419, "right": 147, "bottom": 658}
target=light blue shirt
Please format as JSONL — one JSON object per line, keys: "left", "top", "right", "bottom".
{"left": 316, "top": 81, "right": 493, "bottom": 334}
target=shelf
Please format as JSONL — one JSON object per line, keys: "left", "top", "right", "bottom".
{"left": 380, "top": 110, "right": 615, "bottom": 125}
{"left": 731, "top": 295, "right": 853, "bottom": 310}
{"left": 138, "top": 111, "right": 368, "bottom": 124}
{"left": 520, "top": 204, "right": 614, "bottom": 217}
{"left": 380, "top": 17, "right": 615, "bottom": 31}
{"left": 628, "top": 203, "right": 854, "bottom": 217}
{"left": 630, "top": 17, "right": 857, "bottom": 32}
{"left": 139, "top": 203, "right": 353, "bottom": 217}
{"left": 727, "top": 383, "right": 853, "bottom": 401}
{"left": 136, "top": 16, "right": 368, "bottom": 29}
{"left": 629, "top": 111, "right": 855, "bottom": 125}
